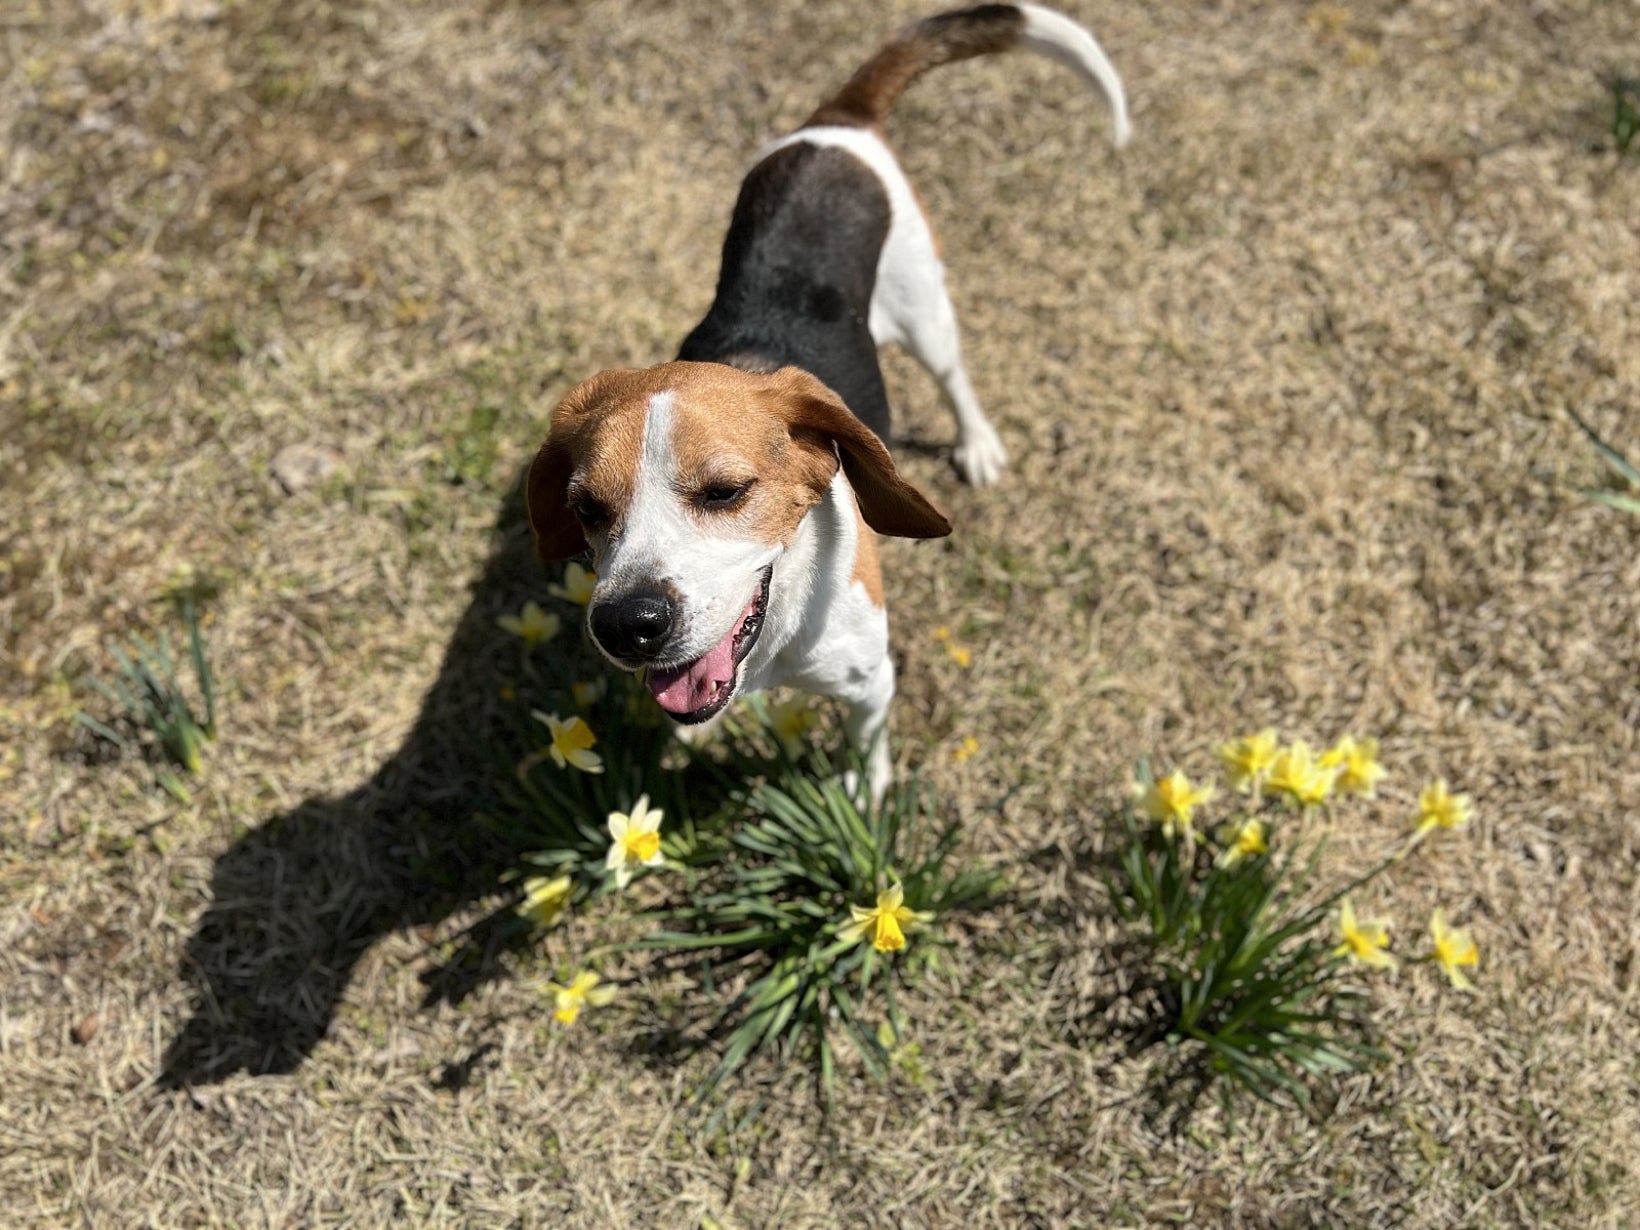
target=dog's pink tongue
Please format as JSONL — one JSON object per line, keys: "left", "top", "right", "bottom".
{"left": 646, "top": 625, "right": 739, "bottom": 715}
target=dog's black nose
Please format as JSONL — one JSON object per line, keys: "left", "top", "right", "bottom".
{"left": 589, "top": 588, "right": 675, "bottom": 662}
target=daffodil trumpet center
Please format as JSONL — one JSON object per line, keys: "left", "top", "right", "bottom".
{"left": 623, "top": 830, "right": 661, "bottom": 863}
{"left": 873, "top": 912, "right": 906, "bottom": 952}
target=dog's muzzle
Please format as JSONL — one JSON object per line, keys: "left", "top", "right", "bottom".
{"left": 589, "top": 586, "right": 676, "bottom": 663}
{"left": 643, "top": 565, "right": 772, "bottom": 724}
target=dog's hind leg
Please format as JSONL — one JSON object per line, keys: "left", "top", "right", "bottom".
{"left": 868, "top": 210, "right": 1008, "bottom": 487}
{"left": 902, "top": 287, "right": 1007, "bottom": 487}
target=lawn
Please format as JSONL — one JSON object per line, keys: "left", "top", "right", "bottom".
{"left": 3, "top": 0, "right": 1638, "bottom": 1224}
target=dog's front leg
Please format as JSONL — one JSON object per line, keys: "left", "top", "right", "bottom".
{"left": 841, "top": 654, "right": 895, "bottom": 807}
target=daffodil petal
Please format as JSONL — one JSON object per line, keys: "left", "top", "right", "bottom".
{"left": 839, "top": 917, "right": 872, "bottom": 944}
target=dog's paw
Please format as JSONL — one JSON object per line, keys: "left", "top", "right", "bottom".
{"left": 953, "top": 423, "right": 1007, "bottom": 487}
{"left": 841, "top": 739, "right": 892, "bottom": 810}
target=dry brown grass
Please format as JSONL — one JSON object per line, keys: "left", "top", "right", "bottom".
{"left": 4, "top": 0, "right": 1639, "bottom": 1224}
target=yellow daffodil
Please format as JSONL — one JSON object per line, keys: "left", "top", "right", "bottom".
{"left": 496, "top": 600, "right": 561, "bottom": 648}
{"left": 1218, "top": 817, "right": 1269, "bottom": 868}
{"left": 952, "top": 735, "right": 981, "bottom": 763}
{"left": 1415, "top": 779, "right": 1472, "bottom": 835}
{"left": 768, "top": 695, "right": 816, "bottom": 757}
{"left": 547, "top": 970, "right": 615, "bottom": 1025}
{"left": 934, "top": 625, "right": 973, "bottom": 668}
{"left": 1429, "top": 908, "right": 1479, "bottom": 991}
{"left": 549, "top": 562, "right": 597, "bottom": 606}
{"left": 517, "top": 874, "right": 573, "bottom": 930}
{"left": 1265, "top": 741, "right": 1340, "bottom": 807}
{"left": 605, "top": 794, "right": 664, "bottom": 888}
{"left": 1320, "top": 735, "right": 1386, "bottom": 798}
{"left": 1218, "top": 728, "right": 1279, "bottom": 792}
{"left": 840, "top": 883, "right": 933, "bottom": 953}
{"left": 530, "top": 710, "right": 604, "bottom": 773}
{"left": 571, "top": 678, "right": 608, "bottom": 710}
{"left": 1135, "top": 769, "right": 1215, "bottom": 840}
{"left": 1333, "top": 898, "right": 1397, "bottom": 970}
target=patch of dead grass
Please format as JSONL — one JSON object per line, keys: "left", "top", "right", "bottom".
{"left": 3, "top": 0, "right": 1639, "bottom": 1224}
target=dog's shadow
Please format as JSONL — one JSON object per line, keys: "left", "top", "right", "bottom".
{"left": 157, "top": 441, "right": 953, "bottom": 1088}
{"left": 159, "top": 474, "right": 601, "bottom": 1087}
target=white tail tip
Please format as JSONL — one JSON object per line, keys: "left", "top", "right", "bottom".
{"left": 1018, "top": 3, "right": 1132, "bottom": 148}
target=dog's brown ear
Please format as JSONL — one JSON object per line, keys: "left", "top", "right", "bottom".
{"left": 526, "top": 369, "right": 630, "bottom": 561}
{"left": 770, "top": 367, "right": 952, "bottom": 540}
{"left": 526, "top": 434, "right": 585, "bottom": 561}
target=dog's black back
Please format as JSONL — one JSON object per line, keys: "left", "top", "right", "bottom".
{"left": 677, "top": 142, "right": 893, "bottom": 441}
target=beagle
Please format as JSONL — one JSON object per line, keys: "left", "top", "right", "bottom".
{"left": 527, "top": 4, "right": 1129, "bottom": 800}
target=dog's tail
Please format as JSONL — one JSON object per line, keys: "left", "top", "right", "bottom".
{"left": 805, "top": 3, "right": 1130, "bottom": 147}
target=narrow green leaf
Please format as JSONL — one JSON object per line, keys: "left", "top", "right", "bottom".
{"left": 1569, "top": 407, "right": 1640, "bottom": 488}
{"left": 1583, "top": 489, "right": 1640, "bottom": 515}
{"left": 633, "top": 927, "right": 785, "bottom": 950}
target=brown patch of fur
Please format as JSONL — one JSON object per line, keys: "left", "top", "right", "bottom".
{"left": 529, "top": 368, "right": 649, "bottom": 559}
{"left": 715, "top": 350, "right": 785, "bottom": 375}
{"left": 535, "top": 361, "right": 947, "bottom": 560}
{"left": 764, "top": 366, "right": 951, "bottom": 539}
{"left": 805, "top": 5, "right": 1026, "bottom": 128}
{"left": 908, "top": 178, "right": 944, "bottom": 261}
{"left": 850, "top": 501, "right": 885, "bottom": 607}
{"left": 666, "top": 364, "right": 836, "bottom": 549}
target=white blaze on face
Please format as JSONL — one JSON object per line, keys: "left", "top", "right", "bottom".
{"left": 598, "top": 388, "right": 778, "bottom": 677}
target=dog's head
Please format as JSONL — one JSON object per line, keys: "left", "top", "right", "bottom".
{"left": 526, "top": 361, "right": 949, "bottom": 723}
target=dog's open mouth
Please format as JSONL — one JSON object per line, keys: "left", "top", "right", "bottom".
{"left": 644, "top": 566, "right": 771, "bottom": 724}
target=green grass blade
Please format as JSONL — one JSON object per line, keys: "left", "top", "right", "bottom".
{"left": 184, "top": 599, "right": 217, "bottom": 734}
{"left": 74, "top": 711, "right": 129, "bottom": 748}
{"left": 633, "top": 927, "right": 786, "bottom": 950}
{"left": 1568, "top": 407, "right": 1640, "bottom": 488}
{"left": 1583, "top": 489, "right": 1640, "bottom": 515}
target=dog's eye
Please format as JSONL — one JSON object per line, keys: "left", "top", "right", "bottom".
{"left": 571, "top": 497, "right": 611, "bottom": 528}
{"left": 697, "top": 480, "right": 754, "bottom": 511}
